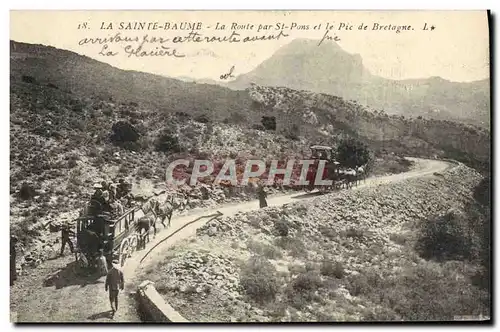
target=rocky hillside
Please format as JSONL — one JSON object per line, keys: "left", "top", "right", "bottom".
{"left": 11, "top": 40, "right": 490, "bottom": 169}
{"left": 247, "top": 84, "right": 490, "bottom": 172}
{"left": 138, "top": 163, "right": 490, "bottom": 322}
{"left": 10, "top": 40, "right": 256, "bottom": 123}
{"left": 9, "top": 40, "right": 490, "bottom": 274}
{"left": 229, "top": 39, "right": 490, "bottom": 128}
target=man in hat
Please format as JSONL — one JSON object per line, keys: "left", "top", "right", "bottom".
{"left": 101, "top": 190, "right": 113, "bottom": 215}
{"left": 10, "top": 235, "right": 18, "bottom": 286}
{"left": 117, "top": 179, "right": 131, "bottom": 198}
{"left": 101, "top": 180, "right": 109, "bottom": 192}
{"left": 91, "top": 183, "right": 104, "bottom": 213}
{"left": 105, "top": 259, "right": 124, "bottom": 315}
{"left": 117, "top": 179, "right": 134, "bottom": 207}
{"left": 60, "top": 222, "right": 75, "bottom": 256}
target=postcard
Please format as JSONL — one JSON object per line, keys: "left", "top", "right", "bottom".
{"left": 9, "top": 10, "right": 491, "bottom": 323}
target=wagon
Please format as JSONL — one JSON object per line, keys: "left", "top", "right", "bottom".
{"left": 75, "top": 207, "right": 140, "bottom": 269}
{"left": 304, "top": 145, "right": 342, "bottom": 192}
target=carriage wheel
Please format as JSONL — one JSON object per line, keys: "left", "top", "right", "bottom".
{"left": 128, "top": 235, "right": 138, "bottom": 257}
{"left": 119, "top": 239, "right": 130, "bottom": 267}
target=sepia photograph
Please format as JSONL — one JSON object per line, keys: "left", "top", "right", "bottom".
{"left": 9, "top": 10, "right": 491, "bottom": 323}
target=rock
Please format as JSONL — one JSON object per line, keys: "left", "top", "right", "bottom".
{"left": 208, "top": 226, "right": 217, "bottom": 236}
{"left": 254, "top": 308, "right": 264, "bottom": 315}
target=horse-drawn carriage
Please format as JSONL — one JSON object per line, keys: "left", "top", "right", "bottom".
{"left": 304, "top": 145, "right": 362, "bottom": 192}
{"left": 74, "top": 190, "right": 188, "bottom": 271}
{"left": 75, "top": 207, "right": 140, "bottom": 269}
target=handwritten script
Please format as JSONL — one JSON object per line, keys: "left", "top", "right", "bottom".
{"left": 79, "top": 30, "right": 290, "bottom": 58}
{"left": 220, "top": 66, "right": 235, "bottom": 80}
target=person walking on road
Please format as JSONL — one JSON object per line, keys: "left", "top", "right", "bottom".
{"left": 59, "top": 222, "right": 75, "bottom": 257}
{"left": 105, "top": 259, "right": 124, "bottom": 315}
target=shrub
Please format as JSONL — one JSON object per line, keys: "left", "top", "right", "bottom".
{"left": 155, "top": 129, "right": 182, "bottom": 153}
{"left": 305, "top": 262, "right": 318, "bottom": 272}
{"left": 274, "top": 219, "right": 289, "bottom": 237}
{"left": 293, "top": 271, "right": 323, "bottom": 292}
{"left": 19, "top": 182, "right": 36, "bottom": 200}
{"left": 195, "top": 114, "right": 210, "bottom": 123}
{"left": 344, "top": 226, "right": 366, "bottom": 240}
{"left": 286, "top": 271, "right": 323, "bottom": 309}
{"left": 390, "top": 232, "right": 409, "bottom": 245}
{"left": 240, "top": 256, "right": 280, "bottom": 303}
{"left": 21, "top": 75, "right": 37, "bottom": 84}
{"left": 261, "top": 116, "right": 277, "bottom": 130}
{"left": 371, "top": 265, "right": 489, "bottom": 321}
{"left": 474, "top": 176, "right": 490, "bottom": 208}
{"left": 172, "top": 111, "right": 188, "bottom": 120}
{"left": 319, "top": 226, "right": 337, "bottom": 239}
{"left": 288, "top": 263, "right": 306, "bottom": 275}
{"left": 320, "top": 260, "right": 345, "bottom": 279}
{"left": 71, "top": 101, "right": 85, "bottom": 113}
{"left": 111, "top": 121, "right": 140, "bottom": 143}
{"left": 345, "top": 273, "right": 372, "bottom": 296}
{"left": 336, "top": 137, "right": 371, "bottom": 169}
{"left": 284, "top": 124, "right": 300, "bottom": 141}
{"left": 275, "top": 236, "right": 307, "bottom": 258}
{"left": 398, "top": 157, "right": 413, "bottom": 168}
{"left": 67, "top": 154, "right": 79, "bottom": 169}
{"left": 137, "top": 166, "right": 154, "bottom": 179}
{"left": 247, "top": 240, "right": 283, "bottom": 260}
{"left": 415, "top": 210, "right": 473, "bottom": 261}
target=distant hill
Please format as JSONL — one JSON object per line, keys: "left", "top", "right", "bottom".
{"left": 10, "top": 40, "right": 253, "bottom": 123}
{"left": 227, "top": 38, "right": 490, "bottom": 128}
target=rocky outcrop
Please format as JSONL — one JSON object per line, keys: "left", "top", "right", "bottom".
{"left": 155, "top": 251, "right": 243, "bottom": 301}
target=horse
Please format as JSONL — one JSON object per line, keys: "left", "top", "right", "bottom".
{"left": 347, "top": 169, "right": 358, "bottom": 188}
{"left": 151, "top": 195, "right": 188, "bottom": 229}
{"left": 136, "top": 200, "right": 159, "bottom": 248}
{"left": 154, "top": 197, "right": 174, "bottom": 228}
{"left": 339, "top": 169, "right": 357, "bottom": 189}
{"left": 356, "top": 165, "right": 366, "bottom": 184}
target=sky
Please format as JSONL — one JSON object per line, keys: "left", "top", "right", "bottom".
{"left": 10, "top": 10, "right": 490, "bottom": 82}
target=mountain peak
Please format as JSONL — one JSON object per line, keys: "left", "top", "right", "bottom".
{"left": 229, "top": 37, "right": 371, "bottom": 92}
{"left": 277, "top": 37, "right": 344, "bottom": 54}
{"left": 227, "top": 38, "right": 489, "bottom": 127}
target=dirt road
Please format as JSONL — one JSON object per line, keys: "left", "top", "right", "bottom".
{"left": 10, "top": 158, "right": 454, "bottom": 323}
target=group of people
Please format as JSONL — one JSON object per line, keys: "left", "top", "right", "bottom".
{"left": 89, "top": 179, "right": 133, "bottom": 217}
